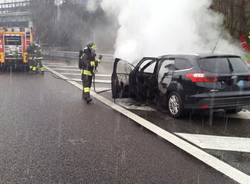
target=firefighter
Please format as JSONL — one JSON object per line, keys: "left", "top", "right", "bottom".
{"left": 79, "top": 42, "right": 99, "bottom": 104}
{"left": 27, "top": 43, "right": 44, "bottom": 73}
{"left": 34, "top": 43, "right": 45, "bottom": 72}
{"left": 27, "top": 42, "right": 36, "bottom": 70}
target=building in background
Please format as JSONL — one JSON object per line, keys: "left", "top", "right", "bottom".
{"left": 0, "top": 0, "right": 32, "bottom": 28}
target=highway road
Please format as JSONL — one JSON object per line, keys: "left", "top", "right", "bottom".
{"left": 0, "top": 58, "right": 249, "bottom": 183}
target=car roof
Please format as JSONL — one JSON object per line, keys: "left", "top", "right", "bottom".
{"left": 158, "top": 54, "right": 241, "bottom": 59}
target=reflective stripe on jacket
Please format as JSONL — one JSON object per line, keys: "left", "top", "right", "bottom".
{"left": 81, "top": 70, "right": 92, "bottom": 76}
{"left": 84, "top": 87, "right": 90, "bottom": 93}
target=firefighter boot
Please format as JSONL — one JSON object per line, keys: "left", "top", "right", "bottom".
{"left": 32, "top": 66, "right": 37, "bottom": 72}
{"left": 40, "top": 66, "right": 45, "bottom": 72}
{"left": 86, "top": 97, "right": 93, "bottom": 104}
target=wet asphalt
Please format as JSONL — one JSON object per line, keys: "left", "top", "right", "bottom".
{"left": 44, "top": 58, "right": 250, "bottom": 177}
{"left": 0, "top": 71, "right": 238, "bottom": 183}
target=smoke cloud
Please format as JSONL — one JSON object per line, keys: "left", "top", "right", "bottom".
{"left": 101, "top": 0, "right": 244, "bottom": 61}
{"left": 86, "top": 0, "right": 99, "bottom": 12}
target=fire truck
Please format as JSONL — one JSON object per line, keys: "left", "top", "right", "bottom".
{"left": 0, "top": 27, "right": 33, "bottom": 71}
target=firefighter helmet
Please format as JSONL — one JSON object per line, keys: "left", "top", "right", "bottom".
{"left": 87, "top": 42, "right": 96, "bottom": 49}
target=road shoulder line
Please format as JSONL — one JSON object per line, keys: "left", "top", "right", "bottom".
{"left": 176, "top": 133, "right": 250, "bottom": 153}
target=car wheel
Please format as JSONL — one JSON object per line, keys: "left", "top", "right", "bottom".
{"left": 167, "top": 92, "right": 184, "bottom": 118}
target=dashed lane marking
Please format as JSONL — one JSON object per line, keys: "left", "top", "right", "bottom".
{"left": 45, "top": 64, "right": 111, "bottom": 83}
{"left": 61, "top": 73, "right": 111, "bottom": 77}
{"left": 176, "top": 133, "right": 250, "bottom": 153}
{"left": 43, "top": 63, "right": 75, "bottom": 66}
{"left": 50, "top": 68, "right": 113, "bottom": 75}
{"left": 60, "top": 73, "right": 80, "bottom": 76}
{"left": 44, "top": 65, "right": 250, "bottom": 184}
{"left": 70, "top": 78, "right": 111, "bottom": 84}
{"left": 45, "top": 64, "right": 78, "bottom": 68}
{"left": 50, "top": 68, "right": 80, "bottom": 72}
{"left": 91, "top": 87, "right": 111, "bottom": 91}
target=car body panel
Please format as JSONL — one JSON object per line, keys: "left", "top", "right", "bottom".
{"left": 112, "top": 58, "right": 133, "bottom": 99}
{"left": 112, "top": 54, "right": 250, "bottom": 112}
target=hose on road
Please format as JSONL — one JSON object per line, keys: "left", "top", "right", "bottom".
{"left": 92, "top": 73, "right": 111, "bottom": 94}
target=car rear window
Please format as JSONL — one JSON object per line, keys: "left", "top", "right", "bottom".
{"left": 199, "top": 58, "right": 230, "bottom": 74}
{"left": 228, "top": 57, "right": 249, "bottom": 73}
{"left": 175, "top": 58, "right": 193, "bottom": 70}
{"left": 198, "top": 57, "right": 248, "bottom": 74}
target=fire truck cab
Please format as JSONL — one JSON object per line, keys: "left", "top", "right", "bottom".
{"left": 0, "top": 27, "right": 33, "bottom": 71}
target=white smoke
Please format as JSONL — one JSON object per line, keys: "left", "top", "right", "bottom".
{"left": 87, "top": 0, "right": 99, "bottom": 12}
{"left": 101, "top": 0, "right": 243, "bottom": 61}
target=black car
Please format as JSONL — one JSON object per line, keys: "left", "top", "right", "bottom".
{"left": 111, "top": 54, "right": 250, "bottom": 118}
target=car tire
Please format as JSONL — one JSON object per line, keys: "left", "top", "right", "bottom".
{"left": 167, "top": 92, "right": 184, "bottom": 118}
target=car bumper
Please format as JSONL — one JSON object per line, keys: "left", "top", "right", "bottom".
{"left": 185, "top": 95, "right": 250, "bottom": 109}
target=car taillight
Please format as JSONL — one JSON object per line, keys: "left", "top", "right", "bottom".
{"left": 247, "top": 76, "right": 250, "bottom": 81}
{"left": 186, "top": 73, "right": 217, "bottom": 83}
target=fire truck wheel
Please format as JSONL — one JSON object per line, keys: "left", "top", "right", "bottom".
{"left": 2, "top": 66, "right": 7, "bottom": 72}
{"left": 24, "top": 65, "right": 30, "bottom": 72}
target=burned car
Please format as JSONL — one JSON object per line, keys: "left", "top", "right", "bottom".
{"left": 112, "top": 55, "right": 250, "bottom": 118}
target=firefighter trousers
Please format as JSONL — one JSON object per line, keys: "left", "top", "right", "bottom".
{"left": 82, "top": 73, "right": 93, "bottom": 101}
{"left": 29, "top": 59, "right": 44, "bottom": 71}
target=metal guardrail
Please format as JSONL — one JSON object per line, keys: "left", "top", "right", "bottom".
{"left": 43, "top": 50, "right": 114, "bottom": 62}
{"left": 0, "top": 0, "right": 30, "bottom": 14}
{"left": 0, "top": 11, "right": 30, "bottom": 17}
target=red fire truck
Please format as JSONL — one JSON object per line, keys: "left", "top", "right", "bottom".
{"left": 0, "top": 27, "right": 33, "bottom": 71}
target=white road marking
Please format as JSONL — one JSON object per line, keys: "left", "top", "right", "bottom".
{"left": 91, "top": 87, "right": 111, "bottom": 91}
{"left": 44, "top": 63, "right": 73, "bottom": 66}
{"left": 51, "top": 68, "right": 80, "bottom": 72}
{"left": 70, "top": 78, "right": 111, "bottom": 84}
{"left": 45, "top": 64, "right": 78, "bottom": 68}
{"left": 228, "top": 111, "right": 250, "bottom": 120}
{"left": 60, "top": 73, "right": 80, "bottom": 76}
{"left": 51, "top": 68, "right": 112, "bottom": 76}
{"left": 176, "top": 133, "right": 250, "bottom": 153}
{"left": 61, "top": 73, "right": 111, "bottom": 77}
{"left": 68, "top": 138, "right": 87, "bottom": 145}
{"left": 44, "top": 65, "right": 250, "bottom": 184}
{"left": 45, "top": 64, "right": 111, "bottom": 83}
